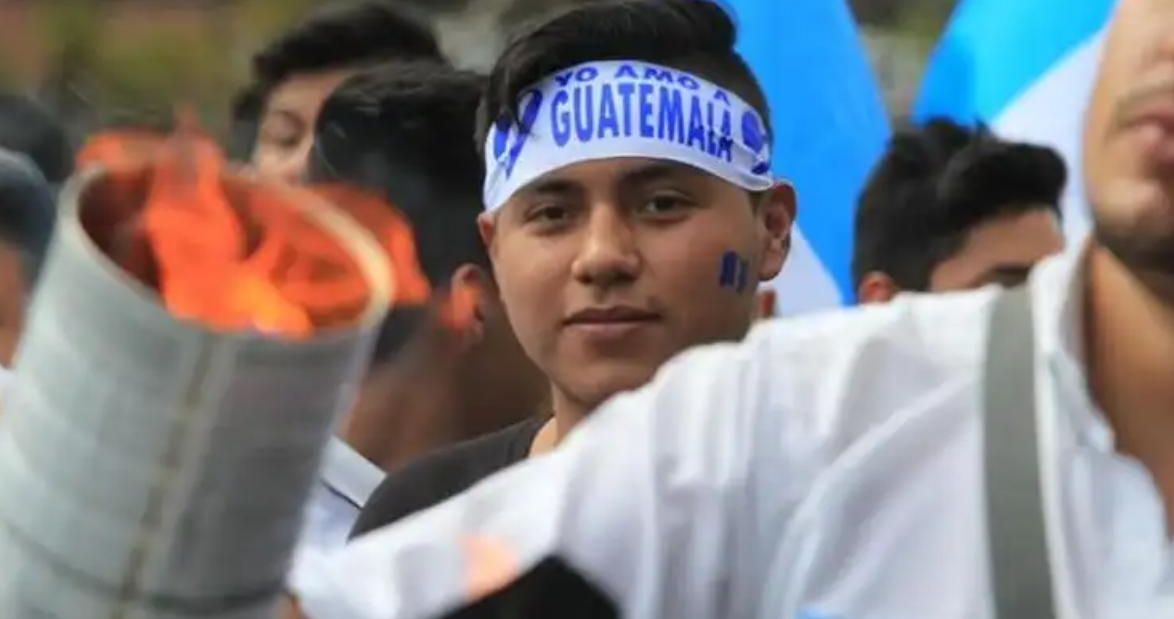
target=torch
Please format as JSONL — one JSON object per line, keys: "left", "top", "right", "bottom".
{"left": 0, "top": 123, "right": 448, "bottom": 619}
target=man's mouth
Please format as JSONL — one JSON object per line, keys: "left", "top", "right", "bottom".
{"left": 563, "top": 306, "right": 661, "bottom": 326}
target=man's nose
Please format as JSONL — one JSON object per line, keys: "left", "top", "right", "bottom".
{"left": 569, "top": 205, "right": 640, "bottom": 288}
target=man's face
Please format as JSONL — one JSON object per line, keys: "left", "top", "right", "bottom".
{"left": 1084, "top": 0, "right": 1174, "bottom": 283}
{"left": 0, "top": 242, "right": 25, "bottom": 366}
{"left": 252, "top": 70, "right": 354, "bottom": 184}
{"left": 929, "top": 207, "right": 1065, "bottom": 291}
{"left": 480, "top": 157, "right": 792, "bottom": 408}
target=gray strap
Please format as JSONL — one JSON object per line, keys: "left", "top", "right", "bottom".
{"left": 984, "top": 286, "right": 1055, "bottom": 619}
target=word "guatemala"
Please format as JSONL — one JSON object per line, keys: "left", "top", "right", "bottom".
{"left": 483, "top": 60, "right": 774, "bottom": 211}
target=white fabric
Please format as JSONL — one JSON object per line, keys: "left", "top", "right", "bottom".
{"left": 291, "top": 240, "right": 1174, "bottom": 619}
{"left": 993, "top": 28, "right": 1107, "bottom": 242}
{"left": 291, "top": 438, "right": 385, "bottom": 583}
{"left": 482, "top": 60, "right": 774, "bottom": 211}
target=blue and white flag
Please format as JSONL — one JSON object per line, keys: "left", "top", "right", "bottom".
{"left": 727, "top": 0, "right": 890, "bottom": 313}
{"left": 916, "top": 0, "right": 1119, "bottom": 241}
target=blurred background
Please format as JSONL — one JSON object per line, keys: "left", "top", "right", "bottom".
{"left": 0, "top": 0, "right": 955, "bottom": 142}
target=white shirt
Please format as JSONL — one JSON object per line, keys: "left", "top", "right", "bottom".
{"left": 291, "top": 244, "right": 1174, "bottom": 619}
{"left": 292, "top": 439, "right": 384, "bottom": 576}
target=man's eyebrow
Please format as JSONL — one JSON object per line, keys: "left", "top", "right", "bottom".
{"left": 618, "top": 161, "right": 702, "bottom": 186}
{"left": 514, "top": 177, "right": 581, "bottom": 198}
{"left": 261, "top": 108, "right": 304, "bottom": 127}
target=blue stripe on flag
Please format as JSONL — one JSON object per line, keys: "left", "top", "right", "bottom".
{"left": 915, "top": 0, "right": 1117, "bottom": 123}
{"left": 727, "top": 0, "right": 890, "bottom": 302}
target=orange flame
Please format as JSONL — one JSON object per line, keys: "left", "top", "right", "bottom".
{"left": 75, "top": 121, "right": 471, "bottom": 338}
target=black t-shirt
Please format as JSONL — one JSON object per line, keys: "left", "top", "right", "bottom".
{"left": 349, "top": 416, "right": 545, "bottom": 539}
{"left": 348, "top": 416, "right": 620, "bottom": 618}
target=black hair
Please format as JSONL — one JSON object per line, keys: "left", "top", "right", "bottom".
{"left": 251, "top": 0, "right": 440, "bottom": 86}
{"left": 0, "top": 94, "right": 72, "bottom": 185}
{"left": 308, "top": 60, "right": 487, "bottom": 361}
{"left": 231, "top": 0, "right": 442, "bottom": 142}
{"left": 852, "top": 117, "right": 1067, "bottom": 291}
{"left": 475, "top": 0, "right": 772, "bottom": 148}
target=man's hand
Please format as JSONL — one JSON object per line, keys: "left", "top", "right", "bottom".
{"left": 279, "top": 593, "right": 309, "bottom": 619}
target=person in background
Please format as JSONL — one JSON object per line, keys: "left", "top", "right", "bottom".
{"left": 852, "top": 118, "right": 1067, "bottom": 302}
{"left": 346, "top": 0, "right": 794, "bottom": 538}
{"left": 287, "top": 0, "right": 1174, "bottom": 617}
{"left": 0, "top": 94, "right": 72, "bottom": 188}
{"left": 232, "top": 0, "right": 441, "bottom": 182}
{"left": 0, "top": 95, "right": 69, "bottom": 365}
{"left": 0, "top": 150, "right": 54, "bottom": 367}
{"left": 293, "top": 61, "right": 547, "bottom": 556}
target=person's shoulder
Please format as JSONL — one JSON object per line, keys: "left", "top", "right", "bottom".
{"left": 629, "top": 287, "right": 997, "bottom": 429}
{"left": 349, "top": 418, "right": 545, "bottom": 538}
{"left": 734, "top": 288, "right": 998, "bottom": 442}
{"left": 753, "top": 287, "right": 997, "bottom": 373}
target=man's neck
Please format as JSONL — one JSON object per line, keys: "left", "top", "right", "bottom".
{"left": 548, "top": 389, "right": 592, "bottom": 447}
{"left": 1085, "top": 246, "right": 1174, "bottom": 519}
{"left": 339, "top": 361, "right": 461, "bottom": 472}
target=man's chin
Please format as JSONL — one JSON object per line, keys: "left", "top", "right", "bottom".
{"left": 1095, "top": 218, "right": 1174, "bottom": 288}
{"left": 566, "top": 362, "right": 662, "bottom": 412}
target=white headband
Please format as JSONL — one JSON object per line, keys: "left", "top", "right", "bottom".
{"left": 482, "top": 60, "right": 774, "bottom": 211}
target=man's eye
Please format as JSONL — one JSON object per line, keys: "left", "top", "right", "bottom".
{"left": 526, "top": 204, "right": 570, "bottom": 223}
{"left": 641, "top": 194, "right": 692, "bottom": 215}
{"left": 259, "top": 126, "right": 301, "bottom": 150}
{"left": 271, "top": 134, "right": 301, "bottom": 150}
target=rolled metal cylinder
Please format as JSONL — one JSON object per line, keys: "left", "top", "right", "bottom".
{"left": 0, "top": 168, "right": 392, "bottom": 619}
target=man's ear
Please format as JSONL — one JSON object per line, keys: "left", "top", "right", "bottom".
{"left": 856, "top": 271, "right": 900, "bottom": 305}
{"left": 448, "top": 264, "right": 491, "bottom": 349}
{"left": 477, "top": 212, "right": 497, "bottom": 256}
{"left": 756, "top": 182, "right": 796, "bottom": 282}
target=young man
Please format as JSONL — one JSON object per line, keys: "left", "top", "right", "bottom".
{"left": 0, "top": 149, "right": 54, "bottom": 367}
{"left": 853, "top": 118, "right": 1067, "bottom": 301}
{"left": 232, "top": 0, "right": 441, "bottom": 182}
{"left": 289, "top": 1, "right": 1174, "bottom": 618}
{"left": 294, "top": 61, "right": 547, "bottom": 557}
{"left": 0, "top": 95, "right": 68, "bottom": 365}
{"left": 346, "top": 0, "right": 794, "bottom": 536}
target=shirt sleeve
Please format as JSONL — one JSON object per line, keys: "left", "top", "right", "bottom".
{"left": 290, "top": 334, "right": 783, "bottom": 619}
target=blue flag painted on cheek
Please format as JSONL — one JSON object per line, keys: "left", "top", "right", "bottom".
{"left": 724, "top": 0, "right": 890, "bottom": 311}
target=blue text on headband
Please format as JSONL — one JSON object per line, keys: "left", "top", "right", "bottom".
{"left": 482, "top": 60, "right": 774, "bottom": 211}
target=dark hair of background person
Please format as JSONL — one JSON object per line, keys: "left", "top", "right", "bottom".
{"left": 229, "top": 0, "right": 443, "bottom": 152}
{"left": 0, "top": 94, "right": 72, "bottom": 186}
{"left": 475, "top": 0, "right": 773, "bottom": 149}
{"left": 307, "top": 60, "right": 487, "bottom": 362}
{"left": 851, "top": 118, "right": 1067, "bottom": 292}
{"left": 0, "top": 94, "right": 72, "bottom": 285}
{"left": 0, "top": 149, "right": 56, "bottom": 285}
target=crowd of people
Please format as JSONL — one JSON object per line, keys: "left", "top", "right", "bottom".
{"left": 0, "top": 0, "right": 1171, "bottom": 617}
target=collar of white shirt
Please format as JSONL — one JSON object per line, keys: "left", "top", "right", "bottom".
{"left": 320, "top": 438, "right": 384, "bottom": 508}
{"left": 292, "top": 439, "right": 386, "bottom": 565}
